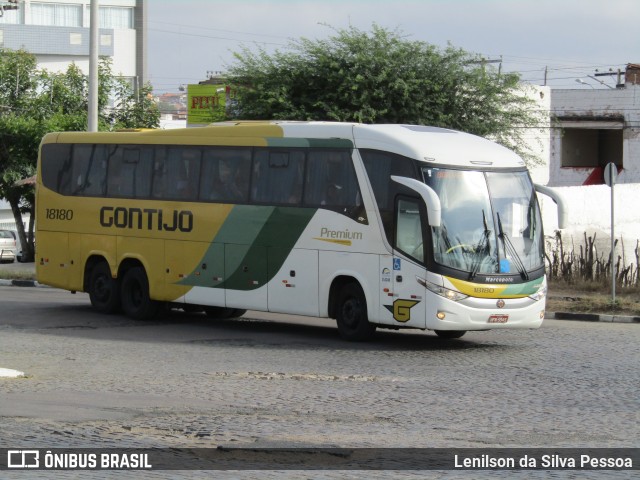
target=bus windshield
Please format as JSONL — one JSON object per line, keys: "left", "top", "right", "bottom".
{"left": 422, "top": 167, "right": 544, "bottom": 278}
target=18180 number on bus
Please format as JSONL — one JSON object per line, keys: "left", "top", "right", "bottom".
{"left": 45, "top": 208, "right": 74, "bottom": 221}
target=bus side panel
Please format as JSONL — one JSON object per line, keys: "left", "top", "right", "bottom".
{"left": 80, "top": 233, "right": 118, "bottom": 289}
{"left": 36, "top": 231, "right": 70, "bottom": 290}
{"left": 67, "top": 233, "right": 85, "bottom": 292}
{"left": 74, "top": 233, "right": 116, "bottom": 291}
{"left": 164, "top": 239, "right": 189, "bottom": 304}
{"left": 117, "top": 236, "right": 166, "bottom": 301}
{"left": 225, "top": 244, "right": 268, "bottom": 311}
{"left": 318, "top": 251, "right": 379, "bottom": 321}
{"left": 375, "top": 254, "right": 396, "bottom": 326}
{"left": 268, "top": 248, "right": 319, "bottom": 317}
{"left": 183, "top": 242, "right": 226, "bottom": 307}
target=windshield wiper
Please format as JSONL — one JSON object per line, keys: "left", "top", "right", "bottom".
{"left": 468, "top": 210, "right": 492, "bottom": 280}
{"left": 496, "top": 213, "right": 529, "bottom": 280}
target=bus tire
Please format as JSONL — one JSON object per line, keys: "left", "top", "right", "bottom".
{"left": 435, "top": 330, "right": 466, "bottom": 339}
{"left": 88, "top": 262, "right": 120, "bottom": 314}
{"left": 120, "top": 266, "right": 159, "bottom": 320}
{"left": 336, "top": 283, "right": 376, "bottom": 341}
{"left": 204, "top": 307, "right": 246, "bottom": 319}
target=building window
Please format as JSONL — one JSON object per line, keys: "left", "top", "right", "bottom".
{"left": 85, "top": 6, "right": 133, "bottom": 29}
{"left": 100, "top": 34, "right": 112, "bottom": 46}
{"left": 561, "top": 127, "right": 623, "bottom": 168}
{"left": 69, "top": 32, "right": 81, "bottom": 45}
{"left": 31, "top": 2, "right": 82, "bottom": 27}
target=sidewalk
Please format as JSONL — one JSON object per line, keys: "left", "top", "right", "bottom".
{"left": 0, "top": 262, "right": 637, "bottom": 324}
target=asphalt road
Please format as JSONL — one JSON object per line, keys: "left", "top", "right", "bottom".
{"left": 0, "top": 285, "right": 638, "bottom": 479}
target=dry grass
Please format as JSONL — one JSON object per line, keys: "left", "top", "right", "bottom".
{"left": 0, "top": 269, "right": 34, "bottom": 281}
{"left": 547, "top": 280, "right": 640, "bottom": 317}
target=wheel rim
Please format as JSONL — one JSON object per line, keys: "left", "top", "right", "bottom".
{"left": 342, "top": 297, "right": 361, "bottom": 329}
{"left": 94, "top": 274, "right": 111, "bottom": 303}
{"left": 129, "top": 280, "right": 143, "bottom": 308}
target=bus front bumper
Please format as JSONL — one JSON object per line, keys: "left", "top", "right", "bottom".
{"left": 424, "top": 294, "right": 546, "bottom": 331}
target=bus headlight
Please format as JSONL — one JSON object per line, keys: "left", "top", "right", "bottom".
{"left": 425, "top": 281, "right": 468, "bottom": 302}
{"left": 528, "top": 284, "right": 547, "bottom": 302}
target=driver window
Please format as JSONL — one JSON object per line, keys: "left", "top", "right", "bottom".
{"left": 395, "top": 198, "right": 424, "bottom": 262}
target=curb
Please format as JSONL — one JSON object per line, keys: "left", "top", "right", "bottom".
{"left": 1, "top": 278, "right": 638, "bottom": 324}
{"left": 0, "top": 278, "right": 40, "bottom": 287}
{"left": 547, "top": 311, "right": 640, "bottom": 324}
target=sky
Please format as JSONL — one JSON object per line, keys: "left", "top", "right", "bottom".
{"left": 147, "top": 0, "right": 640, "bottom": 94}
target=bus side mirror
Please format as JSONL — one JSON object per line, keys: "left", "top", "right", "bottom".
{"left": 391, "top": 176, "right": 441, "bottom": 228}
{"left": 534, "top": 184, "right": 567, "bottom": 229}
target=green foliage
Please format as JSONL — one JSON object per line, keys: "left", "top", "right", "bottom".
{"left": 227, "top": 25, "right": 543, "bottom": 165}
{"left": 0, "top": 48, "right": 160, "bottom": 260}
{"left": 108, "top": 77, "right": 159, "bottom": 130}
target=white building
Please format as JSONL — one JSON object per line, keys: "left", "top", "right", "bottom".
{"left": 549, "top": 64, "right": 640, "bottom": 187}
{"left": 544, "top": 65, "right": 640, "bottom": 266}
{"left": 1, "top": 0, "right": 146, "bottom": 232}
{"left": 0, "top": 0, "right": 146, "bottom": 83}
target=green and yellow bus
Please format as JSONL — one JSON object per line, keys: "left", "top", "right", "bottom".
{"left": 36, "top": 122, "right": 565, "bottom": 340}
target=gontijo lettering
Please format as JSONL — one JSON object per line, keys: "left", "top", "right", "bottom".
{"left": 100, "top": 206, "right": 193, "bottom": 232}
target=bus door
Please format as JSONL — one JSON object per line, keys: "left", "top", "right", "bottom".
{"left": 388, "top": 197, "right": 428, "bottom": 329}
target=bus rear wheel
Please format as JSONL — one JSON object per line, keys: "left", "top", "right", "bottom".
{"left": 204, "top": 307, "right": 246, "bottom": 319}
{"left": 121, "top": 267, "right": 159, "bottom": 320}
{"left": 336, "top": 283, "right": 376, "bottom": 341}
{"left": 434, "top": 330, "right": 466, "bottom": 339}
{"left": 88, "top": 262, "right": 120, "bottom": 314}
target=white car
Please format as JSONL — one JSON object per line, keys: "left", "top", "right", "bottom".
{"left": 0, "top": 230, "right": 17, "bottom": 263}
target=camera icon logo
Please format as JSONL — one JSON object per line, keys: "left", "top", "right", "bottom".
{"left": 7, "top": 450, "right": 40, "bottom": 468}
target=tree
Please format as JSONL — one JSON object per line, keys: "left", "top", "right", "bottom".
{"left": 227, "top": 25, "right": 543, "bottom": 165}
{"left": 0, "top": 49, "right": 160, "bottom": 262}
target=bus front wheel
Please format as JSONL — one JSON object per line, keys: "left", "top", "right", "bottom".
{"left": 336, "top": 283, "right": 376, "bottom": 341}
{"left": 434, "top": 330, "right": 466, "bottom": 339}
{"left": 88, "top": 262, "right": 120, "bottom": 314}
{"left": 204, "top": 307, "right": 246, "bottom": 319}
{"left": 121, "top": 267, "right": 159, "bottom": 320}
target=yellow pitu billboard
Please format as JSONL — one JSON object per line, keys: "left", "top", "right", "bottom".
{"left": 187, "top": 84, "right": 227, "bottom": 126}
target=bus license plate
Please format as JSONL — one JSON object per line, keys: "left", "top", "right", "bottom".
{"left": 488, "top": 314, "right": 509, "bottom": 324}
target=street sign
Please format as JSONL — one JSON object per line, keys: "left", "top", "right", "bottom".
{"left": 604, "top": 162, "right": 618, "bottom": 187}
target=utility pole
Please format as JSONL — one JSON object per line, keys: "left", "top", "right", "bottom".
{"left": 604, "top": 163, "right": 618, "bottom": 303}
{"left": 594, "top": 68, "right": 624, "bottom": 88}
{"left": 88, "top": 0, "right": 99, "bottom": 132}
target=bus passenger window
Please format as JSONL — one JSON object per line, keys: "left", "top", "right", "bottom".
{"left": 151, "top": 148, "right": 201, "bottom": 201}
{"left": 251, "top": 150, "right": 304, "bottom": 205}
{"left": 106, "top": 146, "right": 153, "bottom": 198}
{"left": 151, "top": 148, "right": 168, "bottom": 199}
{"left": 173, "top": 148, "right": 201, "bottom": 200}
{"left": 40, "top": 144, "right": 73, "bottom": 195}
{"left": 200, "top": 148, "right": 251, "bottom": 203}
{"left": 71, "top": 144, "right": 107, "bottom": 197}
{"left": 304, "top": 150, "right": 358, "bottom": 207}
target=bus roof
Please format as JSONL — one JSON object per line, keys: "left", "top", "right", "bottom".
{"left": 42, "top": 121, "right": 525, "bottom": 169}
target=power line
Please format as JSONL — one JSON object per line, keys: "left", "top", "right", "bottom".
{"left": 148, "top": 28, "right": 287, "bottom": 47}
{"left": 149, "top": 20, "right": 292, "bottom": 41}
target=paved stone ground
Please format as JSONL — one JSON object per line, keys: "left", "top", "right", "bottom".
{"left": 0, "top": 286, "right": 637, "bottom": 479}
